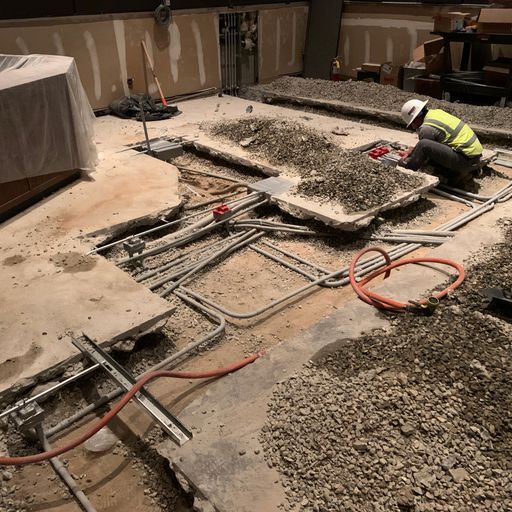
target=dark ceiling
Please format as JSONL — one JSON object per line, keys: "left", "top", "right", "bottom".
{"left": 0, "top": 1, "right": 302, "bottom": 20}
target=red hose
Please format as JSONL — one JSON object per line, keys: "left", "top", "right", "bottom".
{"left": 349, "top": 247, "right": 465, "bottom": 312}
{"left": 0, "top": 353, "right": 263, "bottom": 466}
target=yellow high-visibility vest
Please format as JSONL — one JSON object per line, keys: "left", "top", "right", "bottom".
{"left": 423, "top": 109, "right": 483, "bottom": 157}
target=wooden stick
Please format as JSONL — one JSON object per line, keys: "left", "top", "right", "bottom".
{"left": 141, "top": 40, "right": 168, "bottom": 106}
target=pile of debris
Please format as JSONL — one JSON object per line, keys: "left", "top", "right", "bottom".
{"left": 207, "top": 117, "right": 425, "bottom": 212}
{"left": 250, "top": 77, "right": 508, "bottom": 130}
{"left": 261, "top": 222, "right": 512, "bottom": 512}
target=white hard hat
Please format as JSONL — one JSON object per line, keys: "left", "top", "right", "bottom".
{"left": 401, "top": 99, "right": 429, "bottom": 127}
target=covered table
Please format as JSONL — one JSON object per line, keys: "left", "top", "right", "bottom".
{"left": 0, "top": 54, "right": 97, "bottom": 218}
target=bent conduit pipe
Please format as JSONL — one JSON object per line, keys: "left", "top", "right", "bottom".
{"left": 37, "top": 425, "right": 97, "bottom": 512}
{"left": 117, "top": 196, "right": 268, "bottom": 265}
{"left": 159, "top": 229, "right": 264, "bottom": 297}
{"left": 176, "top": 182, "right": 512, "bottom": 320}
{"left": 45, "top": 293, "right": 226, "bottom": 440}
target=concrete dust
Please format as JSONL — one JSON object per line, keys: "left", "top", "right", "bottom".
{"left": 207, "top": 117, "right": 425, "bottom": 212}
{"left": 52, "top": 252, "right": 97, "bottom": 273}
{"left": 261, "top": 222, "right": 512, "bottom": 512}
{"left": 250, "top": 77, "right": 510, "bottom": 130}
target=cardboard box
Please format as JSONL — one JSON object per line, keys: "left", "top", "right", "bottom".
{"left": 403, "top": 66, "right": 426, "bottom": 92}
{"left": 356, "top": 69, "right": 380, "bottom": 83}
{"left": 478, "top": 8, "right": 512, "bottom": 34}
{"left": 412, "top": 38, "right": 445, "bottom": 75}
{"left": 433, "top": 12, "right": 470, "bottom": 33}
{"left": 380, "top": 62, "right": 404, "bottom": 88}
{"left": 414, "top": 77, "right": 442, "bottom": 99}
{"left": 361, "top": 62, "right": 381, "bottom": 73}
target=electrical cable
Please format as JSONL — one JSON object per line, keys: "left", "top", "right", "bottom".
{"left": 0, "top": 353, "right": 262, "bottom": 466}
{"left": 348, "top": 247, "right": 465, "bottom": 312}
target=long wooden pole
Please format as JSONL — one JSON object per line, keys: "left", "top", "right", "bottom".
{"left": 141, "top": 40, "right": 168, "bottom": 106}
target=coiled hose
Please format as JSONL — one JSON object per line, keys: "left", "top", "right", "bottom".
{"left": 349, "top": 247, "right": 465, "bottom": 312}
{"left": 0, "top": 353, "right": 262, "bottom": 466}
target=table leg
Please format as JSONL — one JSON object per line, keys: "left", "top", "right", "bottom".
{"left": 460, "top": 42, "right": 471, "bottom": 71}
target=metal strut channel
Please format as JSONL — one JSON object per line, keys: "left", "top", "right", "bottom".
{"left": 72, "top": 336, "right": 192, "bottom": 446}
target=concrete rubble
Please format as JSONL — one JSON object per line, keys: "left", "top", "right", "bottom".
{"left": 248, "top": 76, "right": 510, "bottom": 131}
{"left": 207, "top": 117, "right": 426, "bottom": 212}
{"left": 260, "top": 222, "right": 512, "bottom": 512}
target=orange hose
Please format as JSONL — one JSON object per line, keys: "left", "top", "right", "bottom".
{"left": 0, "top": 353, "right": 263, "bottom": 466}
{"left": 349, "top": 247, "right": 465, "bottom": 312}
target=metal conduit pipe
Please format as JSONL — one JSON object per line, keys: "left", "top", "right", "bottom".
{"left": 136, "top": 232, "right": 246, "bottom": 283}
{"left": 392, "top": 230, "right": 455, "bottom": 237}
{"left": 440, "top": 182, "right": 512, "bottom": 202}
{"left": 37, "top": 426, "right": 97, "bottom": 512}
{"left": 430, "top": 188, "right": 476, "bottom": 208}
{"left": 248, "top": 245, "right": 322, "bottom": 282}
{"left": 371, "top": 236, "right": 446, "bottom": 245}
{"left": 118, "top": 197, "right": 268, "bottom": 265}
{"left": 184, "top": 192, "right": 240, "bottom": 210}
{"left": 232, "top": 224, "right": 323, "bottom": 235}
{"left": 88, "top": 193, "right": 259, "bottom": 257}
{"left": 45, "top": 293, "right": 226, "bottom": 440}
{"left": 177, "top": 166, "right": 249, "bottom": 186}
{"left": 159, "top": 229, "right": 263, "bottom": 297}
{"left": 260, "top": 241, "right": 335, "bottom": 275}
{"left": 147, "top": 231, "right": 257, "bottom": 290}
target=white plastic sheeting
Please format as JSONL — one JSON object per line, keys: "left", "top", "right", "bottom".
{"left": 0, "top": 54, "right": 98, "bottom": 184}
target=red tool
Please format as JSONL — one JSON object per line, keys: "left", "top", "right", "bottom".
{"left": 212, "top": 204, "right": 232, "bottom": 221}
{"left": 368, "top": 147, "right": 390, "bottom": 160}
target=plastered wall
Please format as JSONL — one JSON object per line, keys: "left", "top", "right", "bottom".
{"left": 0, "top": 4, "right": 309, "bottom": 110}
{"left": 0, "top": 12, "right": 222, "bottom": 109}
{"left": 258, "top": 5, "right": 309, "bottom": 82}
{"left": 338, "top": 4, "right": 481, "bottom": 77}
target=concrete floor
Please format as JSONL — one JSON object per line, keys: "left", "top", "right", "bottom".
{"left": 0, "top": 95, "right": 437, "bottom": 400}
{"left": 0, "top": 139, "right": 181, "bottom": 398}
{"left": 1, "top": 94, "right": 511, "bottom": 511}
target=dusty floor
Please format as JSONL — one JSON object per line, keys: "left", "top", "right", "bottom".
{"left": 1, "top": 94, "right": 512, "bottom": 512}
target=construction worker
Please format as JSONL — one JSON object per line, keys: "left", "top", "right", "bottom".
{"left": 398, "top": 99, "right": 483, "bottom": 187}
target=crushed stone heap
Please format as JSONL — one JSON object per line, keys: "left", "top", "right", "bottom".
{"left": 252, "top": 76, "right": 509, "bottom": 131}
{"left": 207, "top": 117, "right": 425, "bottom": 212}
{"left": 260, "top": 223, "right": 512, "bottom": 512}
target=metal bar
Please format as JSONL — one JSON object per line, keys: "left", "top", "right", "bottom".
{"left": 46, "top": 295, "right": 226, "bottom": 440}
{"left": 72, "top": 337, "right": 192, "bottom": 446}
{"left": 0, "top": 364, "right": 100, "bottom": 421}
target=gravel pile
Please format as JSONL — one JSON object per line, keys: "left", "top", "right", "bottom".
{"left": 252, "top": 77, "right": 511, "bottom": 131}
{"left": 261, "top": 222, "right": 512, "bottom": 512}
{"left": 207, "top": 117, "right": 425, "bottom": 212}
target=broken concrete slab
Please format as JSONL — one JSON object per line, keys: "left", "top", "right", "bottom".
{"left": 0, "top": 142, "right": 182, "bottom": 398}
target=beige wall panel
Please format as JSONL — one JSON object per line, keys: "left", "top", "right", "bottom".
{"left": 0, "top": 13, "right": 221, "bottom": 109}
{"left": 338, "top": 5, "right": 480, "bottom": 78}
{"left": 259, "top": 5, "right": 308, "bottom": 82}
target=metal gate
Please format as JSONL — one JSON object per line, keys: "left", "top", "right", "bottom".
{"left": 220, "top": 12, "right": 258, "bottom": 95}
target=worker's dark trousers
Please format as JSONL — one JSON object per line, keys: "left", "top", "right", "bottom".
{"left": 404, "top": 139, "right": 480, "bottom": 184}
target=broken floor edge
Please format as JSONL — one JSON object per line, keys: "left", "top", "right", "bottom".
{"left": 0, "top": 311, "right": 172, "bottom": 406}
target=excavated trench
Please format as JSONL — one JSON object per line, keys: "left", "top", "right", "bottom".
{"left": 1, "top": 137, "right": 510, "bottom": 511}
